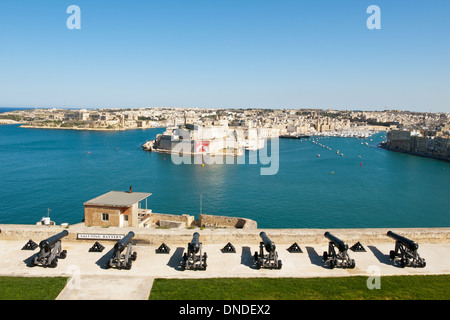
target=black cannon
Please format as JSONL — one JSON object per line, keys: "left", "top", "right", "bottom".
{"left": 106, "top": 232, "right": 137, "bottom": 270}
{"left": 254, "top": 232, "right": 282, "bottom": 269}
{"left": 322, "top": 232, "right": 355, "bottom": 269}
{"left": 181, "top": 232, "right": 207, "bottom": 271}
{"left": 31, "top": 230, "right": 68, "bottom": 268}
{"left": 387, "top": 231, "right": 426, "bottom": 268}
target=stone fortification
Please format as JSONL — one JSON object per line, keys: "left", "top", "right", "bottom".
{"left": 143, "top": 213, "right": 257, "bottom": 229}
{"left": 1, "top": 224, "right": 449, "bottom": 246}
{"left": 198, "top": 214, "right": 257, "bottom": 229}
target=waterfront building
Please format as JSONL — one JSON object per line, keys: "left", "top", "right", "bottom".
{"left": 384, "top": 129, "right": 450, "bottom": 160}
{"left": 84, "top": 188, "right": 152, "bottom": 228}
{"left": 386, "top": 130, "right": 411, "bottom": 151}
{"left": 147, "top": 123, "right": 245, "bottom": 156}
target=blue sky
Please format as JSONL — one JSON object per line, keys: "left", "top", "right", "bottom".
{"left": 0, "top": 0, "right": 449, "bottom": 112}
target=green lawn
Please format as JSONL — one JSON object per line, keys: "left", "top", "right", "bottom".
{"left": 0, "top": 275, "right": 448, "bottom": 300}
{"left": 0, "top": 277, "right": 68, "bottom": 300}
{"left": 149, "top": 275, "right": 450, "bottom": 300}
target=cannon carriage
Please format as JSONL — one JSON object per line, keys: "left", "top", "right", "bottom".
{"left": 254, "top": 232, "right": 282, "bottom": 269}
{"left": 387, "top": 231, "right": 426, "bottom": 268}
{"left": 31, "top": 230, "right": 68, "bottom": 268}
{"left": 106, "top": 232, "right": 137, "bottom": 270}
{"left": 322, "top": 232, "right": 355, "bottom": 269}
{"left": 181, "top": 232, "right": 207, "bottom": 271}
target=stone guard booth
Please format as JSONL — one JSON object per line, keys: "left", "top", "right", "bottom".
{"left": 84, "top": 189, "right": 152, "bottom": 228}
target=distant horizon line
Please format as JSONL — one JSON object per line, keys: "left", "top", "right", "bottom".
{"left": 0, "top": 105, "right": 447, "bottom": 114}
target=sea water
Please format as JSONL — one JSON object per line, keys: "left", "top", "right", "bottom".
{"left": 0, "top": 122, "right": 449, "bottom": 229}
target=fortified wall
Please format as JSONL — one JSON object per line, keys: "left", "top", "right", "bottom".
{"left": 145, "top": 213, "right": 257, "bottom": 229}
{"left": 1, "top": 224, "right": 449, "bottom": 246}
{"left": 197, "top": 214, "right": 257, "bottom": 229}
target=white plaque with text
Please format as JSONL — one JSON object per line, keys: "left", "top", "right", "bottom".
{"left": 77, "top": 233, "right": 124, "bottom": 241}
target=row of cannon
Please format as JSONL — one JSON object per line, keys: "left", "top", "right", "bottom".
{"left": 255, "top": 231, "right": 426, "bottom": 270}
{"left": 26, "top": 230, "right": 426, "bottom": 270}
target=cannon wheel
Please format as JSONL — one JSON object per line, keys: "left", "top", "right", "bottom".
{"left": 60, "top": 250, "right": 67, "bottom": 259}
{"left": 203, "top": 254, "right": 207, "bottom": 270}
{"left": 422, "top": 259, "right": 426, "bottom": 267}
{"left": 329, "top": 259, "right": 336, "bottom": 269}
{"left": 124, "top": 261, "right": 132, "bottom": 270}
{"left": 131, "top": 252, "right": 137, "bottom": 261}
{"left": 389, "top": 250, "right": 396, "bottom": 260}
{"left": 277, "top": 260, "right": 282, "bottom": 270}
{"left": 400, "top": 258, "right": 406, "bottom": 268}
{"left": 50, "top": 258, "right": 58, "bottom": 268}
{"left": 350, "top": 259, "right": 356, "bottom": 269}
{"left": 421, "top": 259, "right": 426, "bottom": 268}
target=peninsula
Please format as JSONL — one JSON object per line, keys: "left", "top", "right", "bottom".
{"left": 1, "top": 108, "right": 449, "bottom": 161}
{"left": 3, "top": 107, "right": 446, "bottom": 135}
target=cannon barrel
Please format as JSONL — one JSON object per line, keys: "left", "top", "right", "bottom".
{"left": 387, "top": 231, "right": 419, "bottom": 251}
{"left": 114, "top": 232, "right": 135, "bottom": 253}
{"left": 324, "top": 232, "right": 348, "bottom": 252}
{"left": 39, "top": 230, "right": 69, "bottom": 252}
{"left": 260, "top": 232, "right": 276, "bottom": 253}
{"left": 188, "top": 232, "right": 201, "bottom": 254}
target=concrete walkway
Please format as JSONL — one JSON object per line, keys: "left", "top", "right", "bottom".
{"left": 56, "top": 275, "right": 154, "bottom": 300}
{"left": 1, "top": 237, "right": 449, "bottom": 300}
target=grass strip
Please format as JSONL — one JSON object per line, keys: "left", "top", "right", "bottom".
{"left": 149, "top": 275, "right": 450, "bottom": 300}
{"left": 0, "top": 276, "right": 68, "bottom": 300}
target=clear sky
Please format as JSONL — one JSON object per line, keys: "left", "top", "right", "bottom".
{"left": 0, "top": 0, "right": 449, "bottom": 112}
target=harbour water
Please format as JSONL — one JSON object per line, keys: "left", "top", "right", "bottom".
{"left": 0, "top": 121, "right": 449, "bottom": 229}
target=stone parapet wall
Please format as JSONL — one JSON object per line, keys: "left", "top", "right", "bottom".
{"left": 147, "top": 213, "right": 194, "bottom": 228}
{"left": 1, "top": 224, "right": 449, "bottom": 246}
{"left": 198, "top": 214, "right": 258, "bottom": 229}
{"left": 141, "top": 213, "right": 257, "bottom": 229}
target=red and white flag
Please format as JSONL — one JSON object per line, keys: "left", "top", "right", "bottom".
{"left": 195, "top": 141, "right": 210, "bottom": 153}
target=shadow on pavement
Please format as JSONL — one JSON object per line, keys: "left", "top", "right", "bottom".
{"left": 167, "top": 247, "right": 185, "bottom": 271}
{"left": 306, "top": 246, "right": 327, "bottom": 268}
{"left": 241, "top": 246, "right": 257, "bottom": 269}
{"left": 368, "top": 245, "right": 397, "bottom": 267}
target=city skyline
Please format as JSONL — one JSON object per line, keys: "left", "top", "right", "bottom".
{"left": 1, "top": 105, "right": 449, "bottom": 114}
{"left": 0, "top": 1, "right": 449, "bottom": 113}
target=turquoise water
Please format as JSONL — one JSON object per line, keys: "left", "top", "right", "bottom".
{"left": 0, "top": 123, "right": 449, "bottom": 228}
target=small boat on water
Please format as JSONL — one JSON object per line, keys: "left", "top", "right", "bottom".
{"left": 279, "top": 134, "right": 311, "bottom": 139}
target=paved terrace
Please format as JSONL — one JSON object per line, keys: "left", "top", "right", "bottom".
{"left": 0, "top": 224, "right": 449, "bottom": 300}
